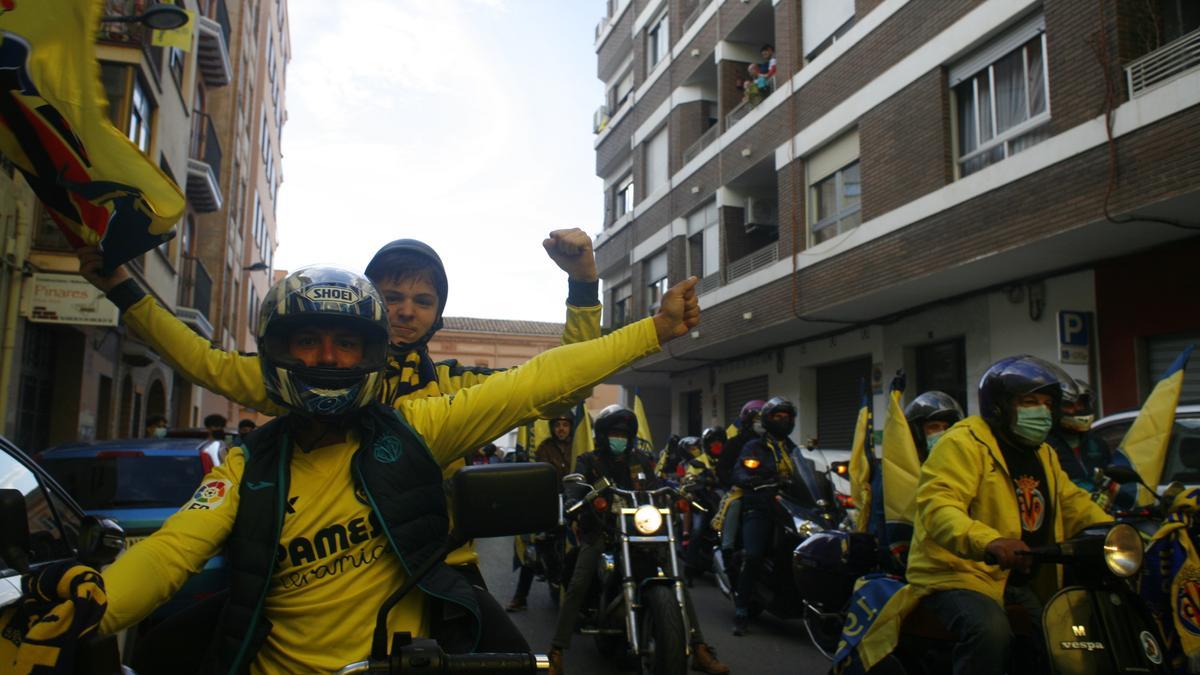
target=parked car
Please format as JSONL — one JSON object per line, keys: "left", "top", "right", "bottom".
{"left": 36, "top": 437, "right": 229, "bottom": 622}
{"left": 1091, "top": 404, "right": 1200, "bottom": 489}
{"left": 0, "top": 434, "right": 125, "bottom": 672}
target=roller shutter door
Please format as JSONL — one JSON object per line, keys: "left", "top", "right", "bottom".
{"left": 1147, "top": 334, "right": 1200, "bottom": 405}
{"left": 723, "top": 376, "right": 769, "bottom": 426}
{"left": 817, "top": 357, "right": 872, "bottom": 449}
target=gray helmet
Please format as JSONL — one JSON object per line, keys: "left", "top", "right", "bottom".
{"left": 258, "top": 266, "right": 388, "bottom": 418}
{"left": 904, "top": 391, "right": 965, "bottom": 457}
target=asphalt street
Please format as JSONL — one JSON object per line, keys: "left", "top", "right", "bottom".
{"left": 476, "top": 537, "right": 829, "bottom": 675}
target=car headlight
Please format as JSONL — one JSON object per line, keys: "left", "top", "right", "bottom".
{"left": 1104, "top": 523, "right": 1143, "bottom": 577}
{"left": 633, "top": 504, "right": 663, "bottom": 534}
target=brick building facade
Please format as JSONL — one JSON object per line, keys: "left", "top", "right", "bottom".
{"left": 591, "top": 0, "right": 1200, "bottom": 448}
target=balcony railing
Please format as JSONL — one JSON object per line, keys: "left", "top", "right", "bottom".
{"left": 682, "top": 1, "right": 705, "bottom": 32}
{"left": 1126, "top": 27, "right": 1200, "bottom": 97}
{"left": 196, "top": 0, "right": 233, "bottom": 86}
{"left": 726, "top": 243, "right": 778, "bottom": 283}
{"left": 98, "top": 0, "right": 150, "bottom": 45}
{"left": 186, "top": 112, "right": 223, "bottom": 212}
{"left": 725, "top": 76, "right": 777, "bottom": 129}
{"left": 682, "top": 122, "right": 719, "bottom": 165}
{"left": 178, "top": 256, "right": 214, "bottom": 338}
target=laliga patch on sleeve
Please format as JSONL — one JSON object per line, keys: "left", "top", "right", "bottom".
{"left": 182, "top": 479, "right": 231, "bottom": 511}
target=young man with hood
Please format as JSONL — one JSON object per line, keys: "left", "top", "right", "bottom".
{"left": 77, "top": 229, "right": 599, "bottom": 585}
{"left": 882, "top": 356, "right": 1111, "bottom": 675}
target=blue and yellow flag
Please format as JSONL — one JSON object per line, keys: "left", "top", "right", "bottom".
{"left": 1115, "top": 344, "right": 1193, "bottom": 505}
{"left": 528, "top": 418, "right": 551, "bottom": 458}
{"left": 0, "top": 0, "right": 184, "bottom": 272}
{"left": 633, "top": 392, "right": 655, "bottom": 454}
{"left": 881, "top": 382, "right": 921, "bottom": 560}
{"left": 848, "top": 384, "right": 874, "bottom": 533}
{"left": 569, "top": 403, "right": 593, "bottom": 471}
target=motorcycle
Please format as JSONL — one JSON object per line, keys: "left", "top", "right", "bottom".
{"left": 561, "top": 472, "right": 697, "bottom": 675}
{"left": 518, "top": 526, "right": 567, "bottom": 606}
{"left": 677, "top": 461, "right": 722, "bottom": 583}
{"left": 714, "top": 477, "right": 847, "bottom": 623}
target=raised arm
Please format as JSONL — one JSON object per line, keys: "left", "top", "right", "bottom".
{"left": 406, "top": 277, "right": 699, "bottom": 467}
{"left": 78, "top": 247, "right": 283, "bottom": 414}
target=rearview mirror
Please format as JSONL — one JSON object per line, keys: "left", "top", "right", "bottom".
{"left": 452, "top": 463, "right": 559, "bottom": 540}
{"left": 77, "top": 517, "right": 126, "bottom": 568}
{"left": 0, "top": 488, "right": 31, "bottom": 572}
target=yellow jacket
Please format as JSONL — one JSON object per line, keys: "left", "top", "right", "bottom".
{"left": 101, "top": 317, "right": 663, "bottom": 643}
{"left": 850, "top": 416, "right": 1110, "bottom": 671}
{"left": 906, "top": 415, "right": 1111, "bottom": 602}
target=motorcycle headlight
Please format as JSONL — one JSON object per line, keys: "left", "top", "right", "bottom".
{"left": 1103, "top": 523, "right": 1143, "bottom": 577}
{"left": 633, "top": 504, "right": 663, "bottom": 534}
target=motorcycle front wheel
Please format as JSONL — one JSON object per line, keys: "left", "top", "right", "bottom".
{"left": 639, "top": 585, "right": 688, "bottom": 675}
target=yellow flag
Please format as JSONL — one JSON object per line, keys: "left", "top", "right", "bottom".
{"left": 529, "top": 418, "right": 551, "bottom": 457}
{"left": 570, "top": 405, "right": 593, "bottom": 471}
{"left": 1117, "top": 345, "right": 1193, "bottom": 504}
{"left": 849, "top": 405, "right": 873, "bottom": 533}
{"left": 151, "top": 9, "right": 194, "bottom": 51}
{"left": 0, "top": 0, "right": 184, "bottom": 272}
{"left": 726, "top": 422, "right": 738, "bottom": 439}
{"left": 882, "top": 389, "right": 922, "bottom": 525}
{"left": 633, "top": 394, "right": 654, "bottom": 454}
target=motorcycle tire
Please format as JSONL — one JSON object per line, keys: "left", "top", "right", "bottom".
{"left": 802, "top": 605, "right": 843, "bottom": 660}
{"left": 639, "top": 585, "right": 688, "bottom": 675}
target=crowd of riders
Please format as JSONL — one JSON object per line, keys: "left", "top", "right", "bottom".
{"left": 0, "top": 224, "right": 1175, "bottom": 675}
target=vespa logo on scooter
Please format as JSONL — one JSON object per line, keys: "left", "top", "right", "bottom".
{"left": 1060, "top": 625, "right": 1106, "bottom": 652}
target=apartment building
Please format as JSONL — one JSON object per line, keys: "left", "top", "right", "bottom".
{"left": 0, "top": 0, "right": 287, "bottom": 450}
{"left": 591, "top": 0, "right": 1200, "bottom": 447}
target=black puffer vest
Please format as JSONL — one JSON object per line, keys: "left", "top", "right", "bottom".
{"left": 205, "top": 403, "right": 481, "bottom": 674}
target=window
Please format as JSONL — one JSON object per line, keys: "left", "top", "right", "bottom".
{"left": 686, "top": 201, "right": 719, "bottom": 281}
{"left": 129, "top": 75, "right": 153, "bottom": 154}
{"left": 644, "top": 126, "right": 669, "bottom": 197}
{"left": 610, "top": 282, "right": 632, "bottom": 328}
{"left": 0, "top": 449, "right": 77, "bottom": 571}
{"left": 802, "top": 0, "right": 855, "bottom": 60}
{"left": 1161, "top": 0, "right": 1200, "bottom": 44}
{"left": 614, "top": 69, "right": 634, "bottom": 111}
{"left": 807, "top": 130, "right": 861, "bottom": 244}
{"left": 952, "top": 16, "right": 1049, "bottom": 177}
{"left": 169, "top": 46, "right": 185, "bottom": 85}
{"left": 267, "top": 32, "right": 276, "bottom": 81}
{"left": 644, "top": 251, "right": 668, "bottom": 315}
{"left": 647, "top": 13, "right": 669, "bottom": 72}
{"left": 810, "top": 162, "right": 861, "bottom": 244}
{"left": 615, "top": 175, "right": 634, "bottom": 219}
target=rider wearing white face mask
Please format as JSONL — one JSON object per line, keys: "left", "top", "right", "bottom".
{"left": 1046, "top": 378, "right": 1111, "bottom": 491}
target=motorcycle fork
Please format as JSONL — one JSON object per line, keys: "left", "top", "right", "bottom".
{"left": 663, "top": 507, "right": 693, "bottom": 655}
{"left": 618, "top": 513, "right": 641, "bottom": 655}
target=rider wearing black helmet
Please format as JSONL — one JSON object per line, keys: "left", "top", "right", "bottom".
{"left": 903, "top": 391, "right": 966, "bottom": 462}
{"left": 702, "top": 426, "right": 728, "bottom": 459}
{"left": 1046, "top": 378, "right": 1110, "bottom": 490}
{"left": 899, "top": 355, "right": 1110, "bottom": 675}
{"left": 548, "top": 405, "right": 729, "bottom": 675}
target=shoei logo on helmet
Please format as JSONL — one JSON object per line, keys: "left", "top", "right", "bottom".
{"left": 304, "top": 285, "right": 360, "bottom": 303}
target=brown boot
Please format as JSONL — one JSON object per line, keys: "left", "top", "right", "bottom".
{"left": 505, "top": 596, "right": 527, "bottom": 612}
{"left": 547, "top": 647, "right": 564, "bottom": 675}
{"left": 691, "top": 643, "right": 730, "bottom": 674}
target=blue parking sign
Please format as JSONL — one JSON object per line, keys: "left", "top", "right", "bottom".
{"left": 1058, "top": 310, "right": 1090, "bottom": 364}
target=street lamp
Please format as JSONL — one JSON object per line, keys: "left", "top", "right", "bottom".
{"left": 101, "top": 3, "right": 190, "bottom": 30}
{"left": 242, "top": 261, "right": 269, "bottom": 272}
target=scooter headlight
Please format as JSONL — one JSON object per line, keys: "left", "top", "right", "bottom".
{"left": 633, "top": 505, "right": 663, "bottom": 534}
{"left": 1103, "top": 523, "right": 1143, "bottom": 577}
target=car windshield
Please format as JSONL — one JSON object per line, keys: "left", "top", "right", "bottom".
{"left": 39, "top": 456, "right": 203, "bottom": 510}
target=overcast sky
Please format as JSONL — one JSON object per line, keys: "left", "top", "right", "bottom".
{"left": 274, "top": 0, "right": 606, "bottom": 323}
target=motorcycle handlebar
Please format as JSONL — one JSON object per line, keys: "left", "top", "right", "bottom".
{"left": 333, "top": 653, "right": 548, "bottom": 674}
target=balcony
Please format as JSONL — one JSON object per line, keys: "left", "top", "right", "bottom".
{"left": 682, "top": 122, "right": 720, "bottom": 166}
{"left": 726, "top": 242, "right": 778, "bottom": 283}
{"left": 187, "top": 112, "right": 223, "bottom": 212}
{"left": 1126, "top": 27, "right": 1200, "bottom": 98}
{"left": 196, "top": 0, "right": 232, "bottom": 86}
{"left": 178, "top": 256, "right": 214, "bottom": 339}
{"left": 725, "top": 76, "right": 776, "bottom": 129}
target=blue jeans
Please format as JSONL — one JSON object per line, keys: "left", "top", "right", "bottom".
{"left": 921, "top": 589, "right": 1012, "bottom": 675}
{"left": 734, "top": 506, "right": 771, "bottom": 615}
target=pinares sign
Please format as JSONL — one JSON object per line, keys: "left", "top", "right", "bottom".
{"left": 23, "top": 273, "right": 118, "bottom": 326}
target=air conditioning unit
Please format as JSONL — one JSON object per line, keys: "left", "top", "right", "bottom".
{"left": 593, "top": 105, "right": 611, "bottom": 134}
{"left": 744, "top": 196, "right": 778, "bottom": 233}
